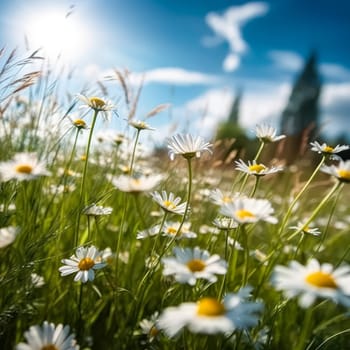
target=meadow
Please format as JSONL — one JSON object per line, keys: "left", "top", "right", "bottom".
{"left": 1, "top": 48, "right": 350, "bottom": 350}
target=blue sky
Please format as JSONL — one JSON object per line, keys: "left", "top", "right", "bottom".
{"left": 1, "top": 0, "right": 350, "bottom": 144}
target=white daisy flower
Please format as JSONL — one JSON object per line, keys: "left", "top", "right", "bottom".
{"left": 16, "top": 321, "right": 79, "bottom": 350}
{"left": 255, "top": 124, "right": 286, "bottom": 143}
{"left": 162, "top": 246, "right": 227, "bottom": 285}
{"left": 235, "top": 159, "right": 283, "bottom": 176}
{"left": 310, "top": 141, "right": 349, "bottom": 155}
{"left": 71, "top": 118, "right": 89, "bottom": 130}
{"left": 0, "top": 226, "right": 18, "bottom": 248}
{"left": 289, "top": 221, "right": 321, "bottom": 236}
{"left": 321, "top": 160, "right": 350, "bottom": 183}
{"left": 77, "top": 94, "right": 117, "bottom": 121}
{"left": 220, "top": 198, "right": 278, "bottom": 224}
{"left": 212, "top": 217, "right": 239, "bottom": 230}
{"left": 209, "top": 188, "right": 244, "bottom": 206}
{"left": 0, "top": 153, "right": 51, "bottom": 182}
{"left": 162, "top": 221, "right": 197, "bottom": 239}
{"left": 111, "top": 174, "right": 163, "bottom": 193}
{"left": 139, "top": 311, "right": 160, "bottom": 342}
{"left": 150, "top": 191, "right": 187, "bottom": 215}
{"left": 59, "top": 245, "right": 106, "bottom": 283}
{"left": 167, "top": 133, "right": 212, "bottom": 160}
{"left": 272, "top": 259, "right": 350, "bottom": 308}
{"left": 129, "top": 119, "right": 155, "bottom": 131}
{"left": 31, "top": 273, "right": 45, "bottom": 288}
{"left": 83, "top": 203, "right": 113, "bottom": 216}
{"left": 158, "top": 286, "right": 263, "bottom": 337}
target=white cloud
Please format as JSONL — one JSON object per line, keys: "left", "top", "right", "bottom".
{"left": 268, "top": 50, "right": 303, "bottom": 71}
{"left": 205, "top": 2, "right": 269, "bottom": 72}
{"left": 172, "top": 83, "right": 290, "bottom": 139}
{"left": 81, "top": 64, "right": 219, "bottom": 86}
{"left": 320, "top": 63, "right": 350, "bottom": 80}
{"left": 223, "top": 53, "right": 240, "bottom": 72}
{"left": 134, "top": 67, "right": 219, "bottom": 86}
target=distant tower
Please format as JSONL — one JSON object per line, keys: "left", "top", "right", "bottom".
{"left": 280, "top": 51, "right": 322, "bottom": 162}
{"left": 228, "top": 88, "right": 242, "bottom": 124}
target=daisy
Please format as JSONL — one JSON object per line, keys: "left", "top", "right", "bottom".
{"left": 209, "top": 188, "right": 243, "bottom": 206}
{"left": 158, "top": 286, "right": 263, "bottom": 337}
{"left": 272, "top": 259, "right": 350, "bottom": 308}
{"left": 31, "top": 273, "right": 45, "bottom": 288}
{"left": 0, "top": 153, "right": 51, "bottom": 182}
{"left": 83, "top": 203, "right": 113, "bottom": 216}
{"left": 0, "top": 226, "right": 18, "bottom": 248}
{"left": 162, "top": 221, "right": 197, "bottom": 239}
{"left": 111, "top": 174, "right": 163, "bottom": 193}
{"left": 129, "top": 119, "right": 155, "bottom": 131}
{"left": 212, "top": 217, "right": 239, "bottom": 230}
{"left": 77, "top": 94, "right": 117, "bottom": 121}
{"left": 255, "top": 124, "right": 286, "bottom": 143}
{"left": 289, "top": 221, "right": 321, "bottom": 236}
{"left": 150, "top": 191, "right": 187, "bottom": 215}
{"left": 220, "top": 198, "right": 278, "bottom": 224}
{"left": 59, "top": 245, "right": 106, "bottom": 283}
{"left": 167, "top": 133, "right": 212, "bottom": 160}
{"left": 321, "top": 160, "right": 350, "bottom": 183}
{"left": 310, "top": 141, "right": 349, "bottom": 155}
{"left": 162, "top": 246, "right": 227, "bottom": 285}
{"left": 139, "top": 312, "right": 160, "bottom": 342}
{"left": 16, "top": 321, "right": 79, "bottom": 350}
{"left": 70, "top": 117, "right": 89, "bottom": 130}
{"left": 235, "top": 159, "right": 283, "bottom": 176}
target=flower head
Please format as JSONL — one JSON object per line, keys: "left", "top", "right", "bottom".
{"left": 220, "top": 198, "right": 278, "bottom": 224}
{"left": 77, "top": 94, "right": 117, "bottom": 121}
{"left": 111, "top": 174, "right": 163, "bottom": 193}
{"left": 83, "top": 203, "right": 113, "bottom": 216}
{"left": 255, "top": 124, "right": 286, "bottom": 143}
{"left": 158, "top": 287, "right": 263, "bottom": 337}
{"left": 209, "top": 188, "right": 244, "bottom": 206}
{"left": 150, "top": 191, "right": 187, "bottom": 215}
{"left": 162, "top": 246, "right": 227, "bottom": 285}
{"left": 310, "top": 141, "right": 349, "bottom": 155}
{"left": 289, "top": 221, "right": 321, "bottom": 236}
{"left": 0, "top": 226, "right": 18, "bottom": 248}
{"left": 272, "top": 259, "right": 350, "bottom": 308}
{"left": 321, "top": 160, "right": 350, "bottom": 183}
{"left": 235, "top": 159, "right": 283, "bottom": 176}
{"left": 139, "top": 312, "right": 160, "bottom": 342}
{"left": 16, "top": 321, "right": 79, "bottom": 350}
{"left": 129, "top": 119, "right": 155, "bottom": 131}
{"left": 72, "top": 118, "right": 89, "bottom": 130}
{"left": 167, "top": 134, "right": 212, "bottom": 160}
{"left": 59, "top": 245, "right": 106, "bottom": 283}
{"left": 0, "top": 153, "right": 50, "bottom": 182}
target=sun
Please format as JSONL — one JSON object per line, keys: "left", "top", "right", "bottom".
{"left": 18, "top": 5, "right": 90, "bottom": 63}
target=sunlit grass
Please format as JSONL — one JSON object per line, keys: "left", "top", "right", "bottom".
{"left": 1, "top": 48, "right": 350, "bottom": 350}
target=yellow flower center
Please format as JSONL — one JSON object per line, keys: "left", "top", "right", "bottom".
{"left": 163, "top": 200, "right": 176, "bottom": 209}
{"left": 249, "top": 164, "right": 266, "bottom": 173}
{"left": 223, "top": 196, "right": 232, "bottom": 203}
{"left": 41, "top": 345, "right": 58, "bottom": 350}
{"left": 73, "top": 119, "right": 86, "bottom": 128}
{"left": 323, "top": 145, "right": 334, "bottom": 153}
{"left": 305, "top": 271, "right": 337, "bottom": 289}
{"left": 149, "top": 326, "right": 159, "bottom": 338}
{"left": 89, "top": 96, "right": 106, "bottom": 108}
{"left": 78, "top": 257, "right": 95, "bottom": 271}
{"left": 15, "top": 164, "right": 33, "bottom": 174}
{"left": 236, "top": 209, "right": 255, "bottom": 220}
{"left": 166, "top": 227, "right": 178, "bottom": 235}
{"left": 197, "top": 298, "right": 226, "bottom": 316}
{"left": 186, "top": 259, "right": 206, "bottom": 272}
{"left": 81, "top": 155, "right": 87, "bottom": 161}
{"left": 337, "top": 169, "right": 350, "bottom": 181}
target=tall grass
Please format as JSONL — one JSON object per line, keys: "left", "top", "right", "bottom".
{"left": 1, "top": 48, "right": 350, "bottom": 350}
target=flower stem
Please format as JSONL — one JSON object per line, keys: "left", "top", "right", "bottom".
{"left": 129, "top": 129, "right": 141, "bottom": 176}
{"left": 75, "top": 109, "right": 99, "bottom": 246}
{"left": 296, "top": 307, "right": 313, "bottom": 350}
{"left": 279, "top": 156, "right": 326, "bottom": 236}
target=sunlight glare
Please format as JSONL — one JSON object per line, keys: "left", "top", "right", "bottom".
{"left": 21, "top": 7, "right": 90, "bottom": 63}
